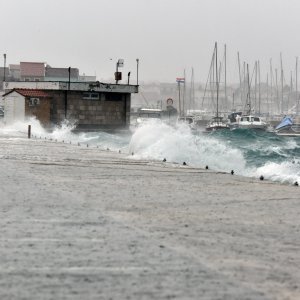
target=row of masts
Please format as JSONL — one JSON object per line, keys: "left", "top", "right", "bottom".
{"left": 177, "top": 43, "right": 300, "bottom": 117}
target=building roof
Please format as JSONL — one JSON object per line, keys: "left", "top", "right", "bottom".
{"left": 45, "top": 67, "right": 79, "bottom": 79}
{"left": 9, "top": 64, "right": 20, "bottom": 71}
{"left": 20, "top": 62, "right": 45, "bottom": 77}
{"left": 3, "top": 88, "right": 50, "bottom": 98}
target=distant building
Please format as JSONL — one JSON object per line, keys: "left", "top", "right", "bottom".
{"left": 20, "top": 62, "right": 46, "bottom": 81}
{"left": 0, "top": 61, "right": 93, "bottom": 87}
{"left": 45, "top": 65, "right": 79, "bottom": 81}
{"left": 79, "top": 74, "right": 97, "bottom": 82}
{"left": 0, "top": 67, "right": 9, "bottom": 83}
{"left": 9, "top": 64, "right": 20, "bottom": 81}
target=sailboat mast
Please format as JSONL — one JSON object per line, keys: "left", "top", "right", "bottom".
{"left": 224, "top": 44, "right": 227, "bottom": 112}
{"left": 289, "top": 71, "right": 293, "bottom": 112}
{"left": 275, "top": 68, "right": 279, "bottom": 113}
{"left": 183, "top": 69, "right": 186, "bottom": 116}
{"left": 243, "top": 62, "right": 246, "bottom": 108}
{"left": 280, "top": 53, "right": 284, "bottom": 114}
{"left": 189, "top": 67, "right": 194, "bottom": 112}
{"left": 202, "top": 51, "right": 215, "bottom": 109}
{"left": 270, "top": 59, "right": 273, "bottom": 115}
{"left": 215, "top": 42, "right": 219, "bottom": 118}
{"left": 296, "top": 57, "right": 299, "bottom": 115}
{"left": 247, "top": 64, "right": 251, "bottom": 114}
{"left": 266, "top": 73, "right": 269, "bottom": 113}
{"left": 258, "top": 60, "right": 261, "bottom": 115}
{"left": 237, "top": 52, "right": 242, "bottom": 104}
{"left": 254, "top": 61, "right": 257, "bottom": 112}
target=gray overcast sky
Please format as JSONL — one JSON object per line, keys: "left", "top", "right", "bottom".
{"left": 1, "top": 0, "right": 300, "bottom": 84}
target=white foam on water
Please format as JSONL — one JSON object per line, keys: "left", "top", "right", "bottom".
{"left": 250, "top": 159, "right": 300, "bottom": 184}
{"left": 129, "top": 122, "right": 246, "bottom": 173}
{"left": 1, "top": 117, "right": 299, "bottom": 184}
{"left": 0, "top": 117, "right": 47, "bottom": 138}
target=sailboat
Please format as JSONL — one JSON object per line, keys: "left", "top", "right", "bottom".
{"left": 228, "top": 64, "right": 268, "bottom": 130}
{"left": 206, "top": 42, "right": 229, "bottom": 132}
{"left": 275, "top": 115, "right": 300, "bottom": 136}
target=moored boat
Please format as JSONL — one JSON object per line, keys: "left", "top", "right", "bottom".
{"left": 206, "top": 116, "right": 229, "bottom": 131}
{"left": 275, "top": 116, "right": 300, "bottom": 136}
{"left": 229, "top": 114, "right": 268, "bottom": 130}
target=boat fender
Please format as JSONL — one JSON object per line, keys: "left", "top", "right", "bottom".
{"left": 205, "top": 165, "right": 209, "bottom": 170}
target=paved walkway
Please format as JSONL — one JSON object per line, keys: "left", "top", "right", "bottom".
{"left": 0, "top": 137, "right": 299, "bottom": 299}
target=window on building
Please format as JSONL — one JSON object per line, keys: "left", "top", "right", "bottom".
{"left": 82, "top": 92, "right": 100, "bottom": 100}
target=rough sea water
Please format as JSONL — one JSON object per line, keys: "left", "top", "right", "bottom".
{"left": 1, "top": 117, "right": 300, "bottom": 184}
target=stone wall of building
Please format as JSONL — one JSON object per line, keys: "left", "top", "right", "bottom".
{"left": 25, "top": 97, "right": 51, "bottom": 126}
{"left": 48, "top": 91, "right": 130, "bottom": 129}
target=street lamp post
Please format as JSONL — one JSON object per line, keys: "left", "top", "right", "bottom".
{"left": 3, "top": 53, "right": 6, "bottom": 82}
{"left": 136, "top": 58, "right": 139, "bottom": 86}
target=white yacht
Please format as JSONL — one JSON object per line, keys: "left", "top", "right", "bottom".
{"left": 229, "top": 114, "right": 268, "bottom": 130}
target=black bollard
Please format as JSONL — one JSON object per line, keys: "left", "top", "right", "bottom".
{"left": 260, "top": 175, "right": 264, "bottom": 181}
{"left": 205, "top": 165, "right": 209, "bottom": 170}
{"left": 27, "top": 125, "right": 31, "bottom": 139}
{"left": 231, "top": 170, "right": 234, "bottom": 175}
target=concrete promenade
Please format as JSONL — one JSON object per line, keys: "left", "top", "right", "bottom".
{"left": 0, "top": 136, "right": 299, "bottom": 299}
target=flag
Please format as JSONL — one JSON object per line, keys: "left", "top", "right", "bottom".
{"left": 176, "top": 77, "right": 185, "bottom": 83}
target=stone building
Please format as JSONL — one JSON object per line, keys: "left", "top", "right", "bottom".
{"left": 3, "top": 81, "right": 138, "bottom": 131}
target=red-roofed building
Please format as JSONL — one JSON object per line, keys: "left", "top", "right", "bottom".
{"left": 20, "top": 62, "right": 46, "bottom": 81}
{"left": 3, "top": 88, "right": 51, "bottom": 125}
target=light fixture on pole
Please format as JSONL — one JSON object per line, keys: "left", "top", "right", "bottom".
{"left": 127, "top": 72, "right": 131, "bottom": 85}
{"left": 115, "top": 59, "right": 124, "bottom": 84}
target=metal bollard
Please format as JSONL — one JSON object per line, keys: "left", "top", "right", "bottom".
{"left": 28, "top": 125, "right": 31, "bottom": 139}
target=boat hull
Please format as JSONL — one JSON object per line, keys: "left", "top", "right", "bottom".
{"left": 206, "top": 123, "right": 230, "bottom": 131}
{"left": 275, "top": 124, "right": 300, "bottom": 136}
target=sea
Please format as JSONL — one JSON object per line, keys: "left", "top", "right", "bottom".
{"left": 1, "top": 118, "right": 300, "bottom": 185}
